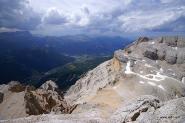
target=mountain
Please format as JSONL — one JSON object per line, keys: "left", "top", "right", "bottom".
{"left": 0, "top": 31, "right": 131, "bottom": 86}
{"left": 39, "top": 56, "right": 111, "bottom": 91}
{"left": 1, "top": 36, "right": 185, "bottom": 122}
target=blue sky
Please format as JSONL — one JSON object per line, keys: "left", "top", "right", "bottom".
{"left": 0, "top": 0, "right": 185, "bottom": 36}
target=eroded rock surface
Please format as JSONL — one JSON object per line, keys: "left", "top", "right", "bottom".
{"left": 110, "top": 95, "right": 185, "bottom": 123}
{"left": 64, "top": 36, "right": 185, "bottom": 122}
{"left": 0, "top": 81, "right": 76, "bottom": 120}
{"left": 25, "top": 81, "right": 76, "bottom": 115}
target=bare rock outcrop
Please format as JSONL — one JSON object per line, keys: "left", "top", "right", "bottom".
{"left": 2, "top": 95, "right": 185, "bottom": 123}
{"left": 64, "top": 36, "right": 185, "bottom": 122}
{"left": 0, "top": 80, "right": 76, "bottom": 120}
{"left": 8, "top": 81, "right": 26, "bottom": 93}
{"left": 110, "top": 95, "right": 185, "bottom": 123}
{"left": 110, "top": 95, "right": 161, "bottom": 123}
{"left": 25, "top": 80, "right": 77, "bottom": 115}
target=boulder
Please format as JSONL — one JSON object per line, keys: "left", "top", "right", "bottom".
{"left": 40, "top": 80, "right": 58, "bottom": 91}
{"left": 157, "top": 49, "right": 166, "bottom": 60}
{"left": 165, "top": 49, "right": 177, "bottom": 64}
{"left": 143, "top": 47, "right": 158, "bottom": 60}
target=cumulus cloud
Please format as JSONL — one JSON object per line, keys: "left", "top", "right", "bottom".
{"left": 0, "top": 0, "right": 41, "bottom": 30}
{"left": 1, "top": 0, "right": 185, "bottom": 36}
{"left": 42, "top": 8, "right": 68, "bottom": 25}
{"left": 118, "top": 7, "right": 185, "bottom": 32}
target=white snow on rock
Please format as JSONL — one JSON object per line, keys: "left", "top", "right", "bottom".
{"left": 139, "top": 81, "right": 145, "bottom": 84}
{"left": 125, "top": 61, "right": 133, "bottom": 74}
{"left": 147, "top": 81, "right": 157, "bottom": 86}
{"left": 158, "top": 84, "right": 165, "bottom": 91}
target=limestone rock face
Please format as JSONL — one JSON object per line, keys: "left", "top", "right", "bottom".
{"left": 110, "top": 95, "right": 185, "bottom": 123}
{"left": 66, "top": 36, "right": 185, "bottom": 104}
{"left": 64, "top": 36, "right": 185, "bottom": 122}
{"left": 0, "top": 81, "right": 76, "bottom": 120}
{"left": 2, "top": 96, "right": 185, "bottom": 123}
{"left": 25, "top": 80, "right": 76, "bottom": 115}
{"left": 65, "top": 60, "right": 117, "bottom": 105}
{"left": 8, "top": 81, "right": 26, "bottom": 93}
{"left": 40, "top": 80, "right": 58, "bottom": 91}
{"left": 110, "top": 95, "right": 160, "bottom": 123}
{"left": 139, "top": 97, "right": 185, "bottom": 123}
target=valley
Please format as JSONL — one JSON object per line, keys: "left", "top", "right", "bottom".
{"left": 0, "top": 31, "right": 131, "bottom": 89}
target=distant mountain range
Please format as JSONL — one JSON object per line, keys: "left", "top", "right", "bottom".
{"left": 0, "top": 31, "right": 132, "bottom": 88}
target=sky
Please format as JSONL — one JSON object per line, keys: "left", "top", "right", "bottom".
{"left": 0, "top": 0, "right": 185, "bottom": 37}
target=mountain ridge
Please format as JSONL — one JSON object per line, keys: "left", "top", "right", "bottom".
{"left": 0, "top": 36, "right": 185, "bottom": 123}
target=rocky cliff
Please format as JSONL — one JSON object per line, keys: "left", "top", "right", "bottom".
{"left": 0, "top": 81, "right": 76, "bottom": 120}
{"left": 1, "top": 36, "right": 185, "bottom": 123}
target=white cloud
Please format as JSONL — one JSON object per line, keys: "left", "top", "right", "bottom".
{"left": 42, "top": 8, "right": 69, "bottom": 25}
{"left": 0, "top": 27, "right": 21, "bottom": 33}
{"left": 118, "top": 6, "right": 185, "bottom": 32}
{"left": 1, "top": 0, "right": 185, "bottom": 36}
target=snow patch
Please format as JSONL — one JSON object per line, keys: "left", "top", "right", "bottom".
{"left": 158, "top": 84, "right": 165, "bottom": 91}
{"left": 125, "top": 61, "right": 134, "bottom": 74}
{"left": 182, "top": 77, "right": 185, "bottom": 84}
{"left": 125, "top": 61, "right": 167, "bottom": 82}
{"left": 172, "top": 47, "right": 178, "bottom": 50}
{"left": 144, "top": 64, "right": 152, "bottom": 68}
{"left": 160, "top": 68, "right": 164, "bottom": 72}
{"left": 137, "top": 72, "right": 166, "bottom": 82}
{"left": 139, "top": 81, "right": 145, "bottom": 84}
{"left": 147, "top": 82, "right": 157, "bottom": 86}
{"left": 113, "top": 85, "right": 119, "bottom": 89}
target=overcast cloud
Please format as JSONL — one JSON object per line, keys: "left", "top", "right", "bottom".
{"left": 0, "top": 0, "right": 184, "bottom": 36}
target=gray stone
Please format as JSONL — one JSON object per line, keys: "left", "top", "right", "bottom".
{"left": 136, "top": 37, "right": 150, "bottom": 45}
{"left": 114, "top": 50, "right": 128, "bottom": 63}
{"left": 25, "top": 81, "right": 76, "bottom": 115}
{"left": 165, "top": 49, "right": 177, "bottom": 64}
{"left": 110, "top": 96, "right": 185, "bottom": 123}
{"left": 0, "top": 92, "right": 4, "bottom": 103}
{"left": 110, "top": 95, "right": 161, "bottom": 123}
{"left": 143, "top": 47, "right": 158, "bottom": 60}
{"left": 177, "top": 37, "right": 185, "bottom": 47}
{"left": 176, "top": 49, "right": 185, "bottom": 64}
{"left": 162, "top": 36, "right": 178, "bottom": 46}
{"left": 40, "top": 80, "right": 58, "bottom": 91}
{"left": 138, "top": 97, "right": 185, "bottom": 123}
{"left": 157, "top": 49, "right": 165, "bottom": 60}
